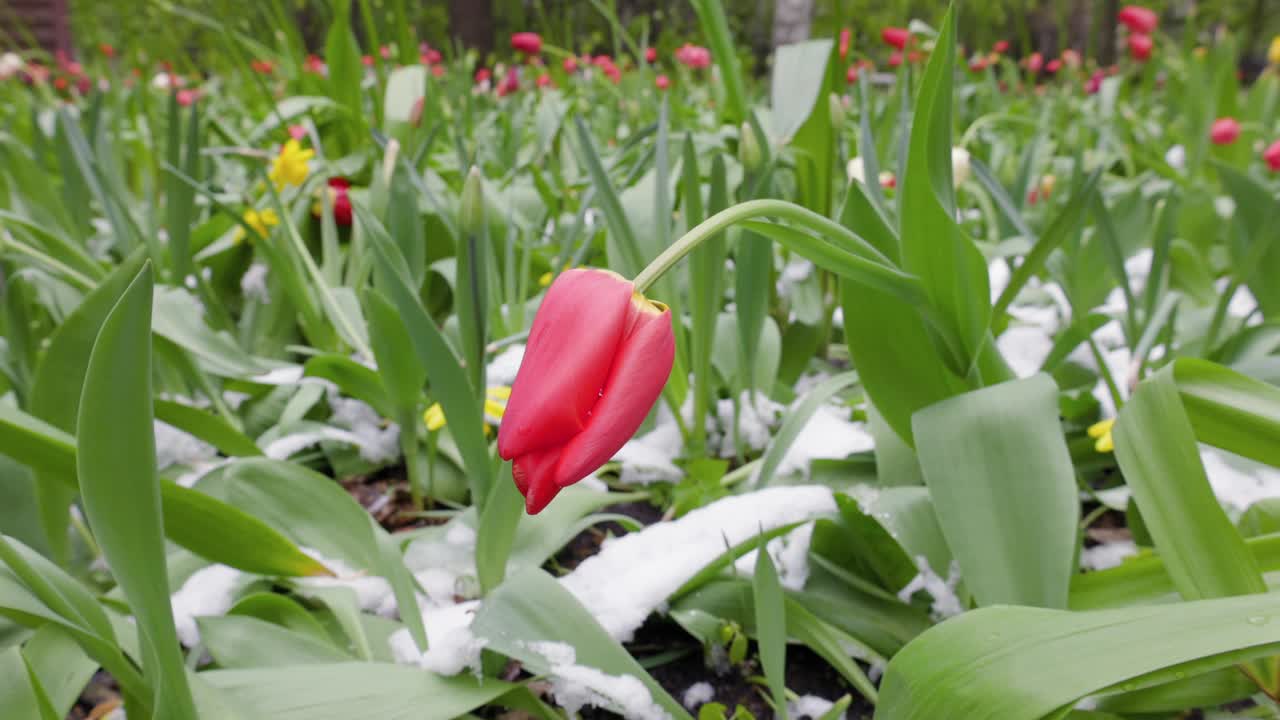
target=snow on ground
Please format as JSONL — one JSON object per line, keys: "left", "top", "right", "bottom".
{"left": 154, "top": 419, "right": 217, "bottom": 470}
{"left": 486, "top": 344, "right": 526, "bottom": 386}
{"left": 528, "top": 642, "right": 670, "bottom": 720}
{"left": 171, "top": 564, "right": 250, "bottom": 647}
{"left": 681, "top": 682, "right": 714, "bottom": 710}
{"left": 774, "top": 404, "right": 875, "bottom": 479}
{"left": 896, "top": 556, "right": 964, "bottom": 621}
{"left": 389, "top": 601, "right": 487, "bottom": 676}
{"left": 734, "top": 521, "right": 817, "bottom": 591}
{"left": 294, "top": 549, "right": 396, "bottom": 616}
{"left": 560, "top": 485, "right": 837, "bottom": 642}
{"left": 326, "top": 388, "right": 400, "bottom": 464}
{"left": 716, "top": 391, "right": 784, "bottom": 459}
{"left": 614, "top": 401, "right": 685, "bottom": 485}
{"left": 1080, "top": 540, "right": 1138, "bottom": 571}
{"left": 788, "top": 695, "right": 837, "bottom": 719}
{"left": 1200, "top": 446, "right": 1280, "bottom": 520}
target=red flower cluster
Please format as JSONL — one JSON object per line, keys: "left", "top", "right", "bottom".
{"left": 881, "top": 27, "right": 909, "bottom": 50}
{"left": 675, "top": 43, "right": 711, "bottom": 69}
{"left": 511, "top": 32, "right": 542, "bottom": 55}
{"left": 1119, "top": 5, "right": 1157, "bottom": 62}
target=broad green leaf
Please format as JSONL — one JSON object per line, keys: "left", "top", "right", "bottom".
{"left": 875, "top": 594, "right": 1280, "bottom": 720}
{"left": 913, "top": 374, "right": 1078, "bottom": 608}
{"left": 75, "top": 263, "right": 197, "bottom": 719}
{"left": 20, "top": 625, "right": 100, "bottom": 719}
{"left": 199, "top": 615, "right": 350, "bottom": 668}
{"left": 476, "top": 464, "right": 524, "bottom": 594}
{"left": 897, "top": 5, "right": 990, "bottom": 373}
{"left": 154, "top": 400, "right": 261, "bottom": 458}
{"left": 1174, "top": 358, "right": 1280, "bottom": 468}
{"left": 0, "top": 647, "right": 43, "bottom": 720}
{"left": 839, "top": 181, "right": 967, "bottom": 447}
{"left": 201, "top": 663, "right": 516, "bottom": 720}
{"left": 753, "top": 537, "right": 788, "bottom": 720}
{"left": 1114, "top": 365, "right": 1265, "bottom": 602}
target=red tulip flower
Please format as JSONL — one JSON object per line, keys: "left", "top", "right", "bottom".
{"left": 475, "top": 68, "right": 492, "bottom": 84}
{"left": 1025, "top": 52, "right": 1044, "bottom": 73}
{"left": 1118, "top": 5, "right": 1158, "bottom": 34}
{"left": 645, "top": 47, "right": 657, "bottom": 63}
{"left": 968, "top": 57, "right": 988, "bottom": 73}
{"left": 1210, "top": 117, "right": 1240, "bottom": 145}
{"left": 1263, "top": 140, "right": 1280, "bottom": 172}
{"left": 176, "top": 88, "right": 197, "bottom": 107}
{"left": 100, "top": 43, "right": 116, "bottom": 58}
{"left": 1085, "top": 70, "right": 1104, "bottom": 94}
{"left": 511, "top": 32, "right": 542, "bottom": 55}
{"left": 675, "top": 44, "right": 711, "bottom": 69}
{"left": 888, "top": 51, "right": 903, "bottom": 68}
{"left": 882, "top": 27, "right": 909, "bottom": 50}
{"left": 1046, "top": 59, "right": 1061, "bottom": 73}
{"left": 498, "top": 269, "right": 674, "bottom": 514}
{"left": 536, "top": 73, "right": 552, "bottom": 88}
{"left": 1128, "top": 33, "right": 1153, "bottom": 61}
{"left": 838, "top": 28, "right": 851, "bottom": 59}
{"left": 497, "top": 69, "right": 520, "bottom": 96}
{"left": 563, "top": 56, "right": 579, "bottom": 73}
{"left": 993, "top": 40, "right": 1010, "bottom": 54}
{"left": 316, "top": 178, "right": 354, "bottom": 226}
{"left": 655, "top": 74, "right": 670, "bottom": 90}
{"left": 361, "top": 55, "right": 374, "bottom": 68}
{"left": 424, "top": 49, "right": 442, "bottom": 65}
{"left": 846, "top": 65, "right": 860, "bottom": 84}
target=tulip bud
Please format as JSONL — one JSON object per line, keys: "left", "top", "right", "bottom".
{"left": 498, "top": 269, "right": 674, "bottom": 513}
{"left": 739, "top": 122, "right": 763, "bottom": 173}
{"left": 1264, "top": 140, "right": 1280, "bottom": 172}
{"left": 459, "top": 166, "right": 485, "bottom": 237}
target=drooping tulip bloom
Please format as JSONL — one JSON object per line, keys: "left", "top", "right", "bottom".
{"left": 882, "top": 27, "right": 909, "bottom": 50}
{"left": 511, "top": 32, "right": 542, "bottom": 55}
{"left": 1128, "top": 33, "right": 1153, "bottom": 61}
{"left": 1118, "top": 5, "right": 1158, "bottom": 34}
{"left": 1210, "top": 117, "right": 1240, "bottom": 145}
{"left": 1264, "top": 140, "right": 1280, "bottom": 172}
{"left": 838, "top": 28, "right": 851, "bottom": 59}
{"left": 498, "top": 269, "right": 674, "bottom": 514}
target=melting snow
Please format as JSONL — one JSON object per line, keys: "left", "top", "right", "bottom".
{"left": 154, "top": 420, "right": 217, "bottom": 470}
{"left": 559, "top": 486, "right": 837, "bottom": 641}
{"left": 788, "top": 695, "right": 837, "bottom": 719}
{"left": 528, "top": 642, "right": 670, "bottom": 720}
{"left": 682, "top": 682, "right": 714, "bottom": 709}
{"left": 240, "top": 262, "right": 270, "bottom": 304}
{"left": 896, "top": 556, "right": 964, "bottom": 620}
{"left": 1080, "top": 540, "right": 1138, "bottom": 571}
{"left": 389, "top": 601, "right": 487, "bottom": 676}
{"left": 735, "top": 522, "right": 817, "bottom": 591}
{"left": 327, "top": 389, "right": 400, "bottom": 464}
{"left": 486, "top": 344, "right": 526, "bottom": 386}
{"left": 1200, "top": 446, "right": 1280, "bottom": 520}
{"left": 170, "top": 564, "right": 249, "bottom": 647}
{"left": 774, "top": 405, "right": 874, "bottom": 478}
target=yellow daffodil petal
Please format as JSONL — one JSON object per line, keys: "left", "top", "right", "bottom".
{"left": 484, "top": 398, "right": 507, "bottom": 420}
{"left": 423, "top": 403, "right": 445, "bottom": 431}
{"left": 486, "top": 386, "right": 512, "bottom": 400}
{"left": 1270, "top": 36, "right": 1280, "bottom": 66}
{"left": 1087, "top": 418, "right": 1115, "bottom": 454}
{"left": 539, "top": 271, "right": 553, "bottom": 287}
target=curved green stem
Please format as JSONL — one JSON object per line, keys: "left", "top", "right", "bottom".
{"left": 632, "top": 199, "right": 894, "bottom": 294}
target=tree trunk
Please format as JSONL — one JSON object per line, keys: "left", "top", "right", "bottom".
{"left": 450, "top": 0, "right": 494, "bottom": 57}
{"left": 1097, "top": 0, "right": 1119, "bottom": 66}
{"left": 771, "top": 0, "right": 813, "bottom": 49}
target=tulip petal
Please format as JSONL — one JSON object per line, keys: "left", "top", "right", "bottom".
{"left": 551, "top": 297, "right": 675, "bottom": 489}
{"left": 512, "top": 446, "right": 563, "bottom": 514}
{"left": 498, "top": 269, "right": 634, "bottom": 460}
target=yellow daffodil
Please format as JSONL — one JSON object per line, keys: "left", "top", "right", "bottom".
{"left": 234, "top": 207, "right": 279, "bottom": 243}
{"left": 1087, "top": 418, "right": 1115, "bottom": 454}
{"left": 539, "top": 271, "right": 553, "bottom": 287}
{"left": 1270, "top": 36, "right": 1280, "bottom": 66}
{"left": 424, "top": 386, "right": 512, "bottom": 433}
{"left": 269, "top": 139, "right": 314, "bottom": 189}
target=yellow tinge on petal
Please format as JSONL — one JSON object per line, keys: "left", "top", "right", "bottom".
{"left": 269, "top": 139, "right": 315, "bottom": 189}
{"left": 1087, "top": 418, "right": 1115, "bottom": 454}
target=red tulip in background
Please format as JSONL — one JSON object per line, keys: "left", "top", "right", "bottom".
{"left": 1128, "top": 33, "right": 1153, "bottom": 61}
{"left": 497, "top": 69, "right": 520, "bottom": 96}
{"left": 838, "top": 28, "right": 851, "bottom": 59}
{"left": 655, "top": 74, "right": 670, "bottom": 90}
{"left": 675, "top": 44, "right": 711, "bottom": 69}
{"left": 563, "top": 56, "right": 578, "bottom": 73}
{"left": 1210, "top": 117, "right": 1240, "bottom": 145}
{"left": 888, "top": 51, "right": 903, "bottom": 68}
{"left": 645, "top": 47, "right": 657, "bottom": 63}
{"left": 1025, "top": 52, "right": 1044, "bottom": 73}
{"left": 1264, "top": 140, "right": 1280, "bottom": 172}
{"left": 325, "top": 178, "right": 353, "bottom": 226}
{"left": 1085, "top": 70, "right": 1105, "bottom": 94}
{"left": 498, "top": 269, "right": 675, "bottom": 514}
{"left": 846, "top": 65, "right": 860, "bottom": 84}
{"left": 993, "top": 40, "right": 1009, "bottom": 54}
{"left": 1118, "top": 5, "right": 1158, "bottom": 34}
{"left": 475, "top": 68, "right": 492, "bottom": 84}
{"left": 536, "top": 73, "right": 552, "bottom": 88}
{"left": 511, "top": 32, "right": 542, "bottom": 55}
{"left": 881, "top": 27, "right": 909, "bottom": 50}
{"left": 1046, "top": 59, "right": 1061, "bottom": 73}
